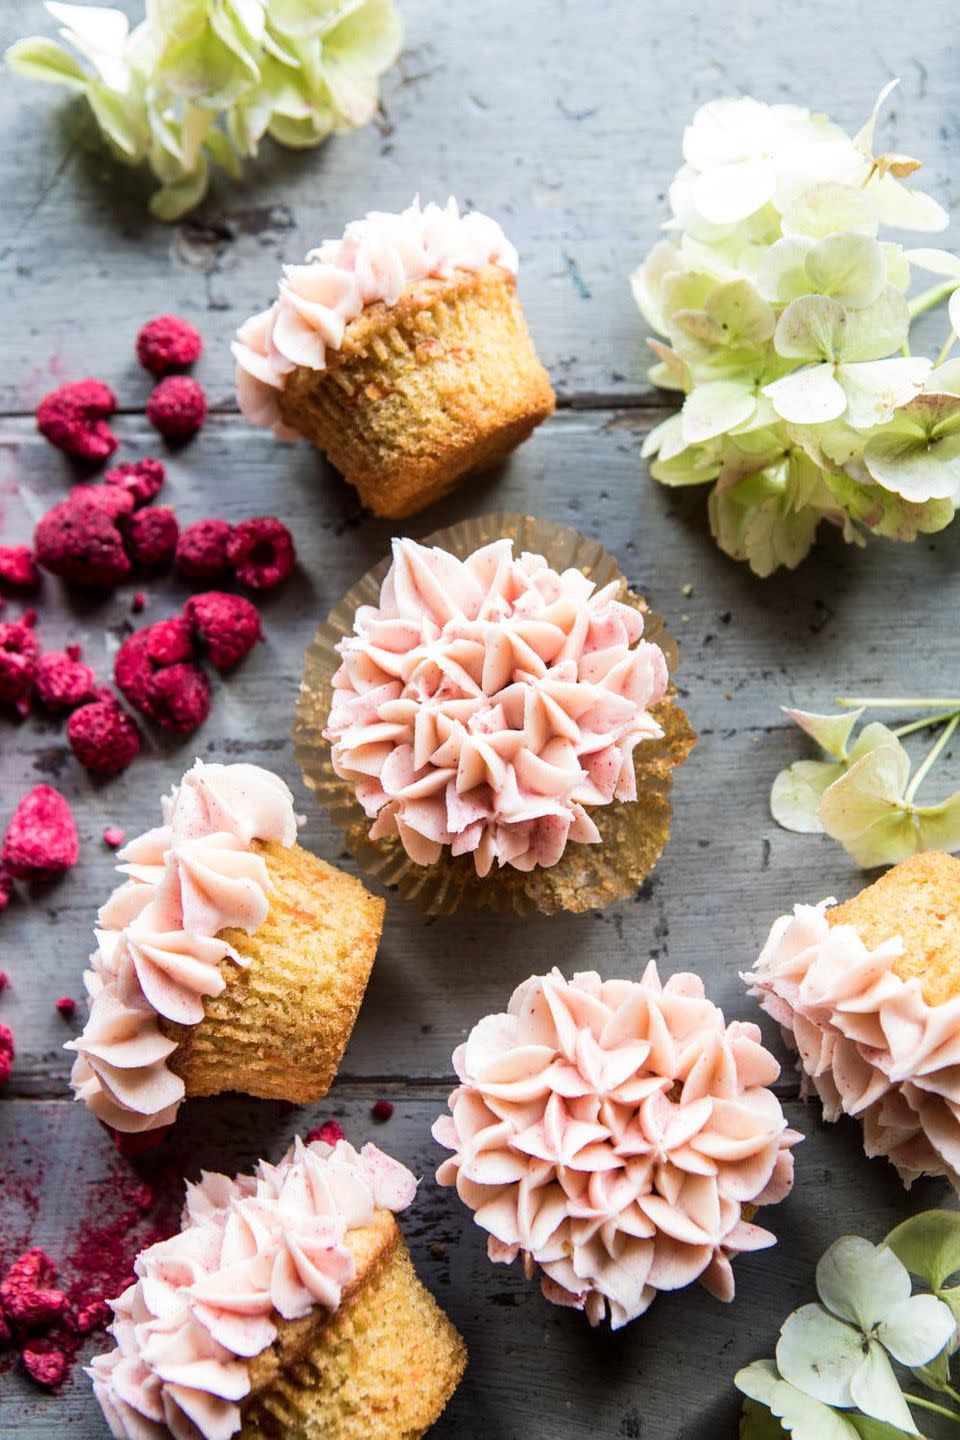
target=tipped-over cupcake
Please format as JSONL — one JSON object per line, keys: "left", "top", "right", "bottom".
{"left": 748, "top": 851, "right": 960, "bottom": 1190}
{"left": 232, "top": 197, "right": 555, "bottom": 518}
{"left": 432, "top": 965, "right": 800, "bottom": 1327}
{"left": 88, "top": 1134, "right": 467, "bottom": 1440}
{"left": 68, "top": 760, "right": 385, "bottom": 1134}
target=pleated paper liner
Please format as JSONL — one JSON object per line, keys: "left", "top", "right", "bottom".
{"left": 294, "top": 513, "right": 695, "bottom": 916}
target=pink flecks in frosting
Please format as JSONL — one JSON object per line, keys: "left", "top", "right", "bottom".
{"left": 432, "top": 965, "right": 799, "bottom": 1328}
{"left": 67, "top": 761, "right": 302, "bottom": 1134}
{"left": 323, "top": 537, "right": 669, "bottom": 878}
{"left": 87, "top": 1136, "right": 417, "bottom": 1440}
{"left": 231, "top": 197, "right": 519, "bottom": 440}
{"left": 747, "top": 900, "right": 960, "bottom": 1190}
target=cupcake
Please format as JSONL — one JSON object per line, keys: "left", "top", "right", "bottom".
{"left": 747, "top": 851, "right": 960, "bottom": 1190}
{"left": 88, "top": 1134, "right": 467, "bottom": 1440}
{"left": 67, "top": 760, "right": 384, "bottom": 1134}
{"left": 432, "top": 965, "right": 800, "bottom": 1327}
{"left": 232, "top": 197, "right": 555, "bottom": 519}
{"left": 298, "top": 516, "right": 695, "bottom": 915}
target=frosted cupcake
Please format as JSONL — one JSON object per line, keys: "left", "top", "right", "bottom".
{"left": 67, "top": 760, "right": 384, "bottom": 1134}
{"left": 299, "top": 518, "right": 695, "bottom": 915}
{"left": 433, "top": 965, "right": 800, "bottom": 1326}
{"left": 747, "top": 852, "right": 960, "bottom": 1190}
{"left": 88, "top": 1134, "right": 466, "bottom": 1440}
{"left": 232, "top": 197, "right": 555, "bottom": 518}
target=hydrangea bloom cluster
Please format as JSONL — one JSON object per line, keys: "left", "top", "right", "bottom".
{"left": 5, "top": 0, "right": 402, "bottom": 220}
{"left": 633, "top": 84, "right": 960, "bottom": 576}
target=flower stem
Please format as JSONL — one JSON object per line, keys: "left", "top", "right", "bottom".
{"left": 837, "top": 696, "right": 960, "bottom": 710}
{"left": 893, "top": 709, "right": 960, "bottom": 739}
{"left": 937, "top": 333, "right": 958, "bottom": 367}
{"left": 909, "top": 280, "right": 958, "bottom": 321}
{"left": 905, "top": 713, "right": 960, "bottom": 804}
{"left": 905, "top": 1391, "right": 960, "bottom": 1423}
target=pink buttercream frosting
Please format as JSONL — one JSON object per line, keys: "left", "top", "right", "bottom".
{"left": 87, "top": 1135, "right": 417, "bottom": 1440}
{"left": 748, "top": 900, "right": 960, "bottom": 1190}
{"left": 232, "top": 196, "right": 519, "bottom": 440}
{"left": 323, "top": 537, "right": 669, "bottom": 878}
{"left": 432, "top": 965, "right": 799, "bottom": 1328}
{"left": 67, "top": 761, "right": 302, "bottom": 1134}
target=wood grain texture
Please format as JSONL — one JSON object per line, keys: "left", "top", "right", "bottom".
{"left": 3, "top": 0, "right": 960, "bottom": 1436}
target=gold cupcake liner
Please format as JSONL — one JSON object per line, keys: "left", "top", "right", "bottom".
{"left": 294, "top": 514, "right": 695, "bottom": 916}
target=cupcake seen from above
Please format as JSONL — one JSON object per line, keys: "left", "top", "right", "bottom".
{"left": 88, "top": 1134, "right": 467, "bottom": 1440}
{"left": 747, "top": 850, "right": 960, "bottom": 1190}
{"left": 67, "top": 760, "right": 385, "bottom": 1135}
{"left": 298, "top": 514, "right": 694, "bottom": 915}
{"left": 432, "top": 965, "right": 800, "bottom": 1327}
{"left": 232, "top": 197, "right": 555, "bottom": 519}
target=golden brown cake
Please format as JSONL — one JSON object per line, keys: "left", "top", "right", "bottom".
{"left": 68, "top": 761, "right": 384, "bottom": 1133}
{"left": 88, "top": 1137, "right": 467, "bottom": 1440}
{"left": 233, "top": 199, "right": 555, "bottom": 519}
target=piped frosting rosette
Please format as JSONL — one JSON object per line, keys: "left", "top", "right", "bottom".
{"left": 67, "top": 761, "right": 301, "bottom": 1134}
{"left": 232, "top": 196, "right": 519, "bottom": 441}
{"left": 432, "top": 965, "right": 800, "bottom": 1327}
{"left": 88, "top": 1135, "right": 417, "bottom": 1440}
{"left": 747, "top": 900, "right": 960, "bottom": 1190}
{"left": 295, "top": 514, "right": 695, "bottom": 915}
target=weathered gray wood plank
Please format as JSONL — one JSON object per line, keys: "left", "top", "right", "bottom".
{"left": 1, "top": 0, "right": 958, "bottom": 410}
{"left": 0, "top": 1097, "right": 952, "bottom": 1440}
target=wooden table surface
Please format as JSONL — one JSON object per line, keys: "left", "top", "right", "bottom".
{"left": 2, "top": 2, "right": 960, "bottom": 1436}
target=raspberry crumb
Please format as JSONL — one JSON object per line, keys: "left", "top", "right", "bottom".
{"left": 35, "top": 493, "right": 132, "bottom": 589}
{"left": 371, "top": 1099, "right": 394, "bottom": 1122}
{"left": 0, "top": 546, "right": 39, "bottom": 592}
{"left": 72, "top": 1299, "right": 109, "bottom": 1335}
{"left": 136, "top": 315, "right": 203, "bottom": 377}
{"left": 65, "top": 643, "right": 82, "bottom": 661}
{"left": 185, "top": 591, "right": 262, "bottom": 669}
{"left": 68, "top": 698, "right": 141, "bottom": 774}
{"left": 2, "top": 785, "right": 79, "bottom": 881}
{"left": 307, "top": 1120, "right": 346, "bottom": 1146}
{"left": 105, "top": 457, "right": 165, "bottom": 507}
{"left": 0, "top": 970, "right": 9, "bottom": 990}
{"left": 146, "top": 376, "right": 207, "bottom": 439}
{"left": 122, "top": 506, "right": 179, "bottom": 569}
{"left": 227, "top": 517, "right": 296, "bottom": 590}
{"left": 0, "top": 621, "right": 40, "bottom": 709}
{"left": 55, "top": 996, "right": 76, "bottom": 1019}
{"left": 103, "top": 826, "right": 125, "bottom": 848}
{"left": 0, "top": 1023, "right": 13, "bottom": 1084}
{"left": 33, "top": 650, "right": 97, "bottom": 711}
{"left": 132, "top": 590, "right": 146, "bottom": 614}
{"left": 0, "top": 873, "right": 12, "bottom": 914}
{"left": 175, "top": 518, "right": 233, "bottom": 579}
{"left": 36, "top": 380, "right": 119, "bottom": 462}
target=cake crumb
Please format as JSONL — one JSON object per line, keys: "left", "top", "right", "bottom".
{"left": 681, "top": 583, "right": 694, "bottom": 597}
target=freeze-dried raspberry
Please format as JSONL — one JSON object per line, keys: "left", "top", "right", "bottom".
{"left": 307, "top": 1120, "right": 346, "bottom": 1146}
{"left": 72, "top": 1300, "right": 109, "bottom": 1335}
{"left": 175, "top": 519, "right": 233, "bottom": 579}
{"left": 114, "top": 616, "right": 194, "bottom": 712}
{"left": 227, "top": 517, "right": 296, "bottom": 590}
{"left": 36, "top": 380, "right": 118, "bottom": 462}
{"left": 185, "top": 591, "right": 262, "bottom": 669}
{"left": 0, "top": 546, "right": 39, "bottom": 592}
{"left": 103, "top": 826, "right": 125, "bottom": 847}
{"left": 136, "top": 315, "right": 203, "bottom": 377}
{"left": 67, "top": 698, "right": 141, "bottom": 774}
{"left": 0, "top": 1250, "right": 66, "bottom": 1329}
{"left": 35, "top": 495, "right": 132, "bottom": 589}
{"left": 0, "top": 622, "right": 40, "bottom": 708}
{"left": 68, "top": 483, "right": 135, "bottom": 520}
{"left": 122, "top": 507, "right": 179, "bottom": 569}
{"left": 55, "top": 996, "right": 76, "bottom": 1018}
{"left": 147, "top": 663, "right": 210, "bottom": 734}
{"left": 22, "top": 1342, "right": 68, "bottom": 1389}
{"left": 0, "top": 1024, "right": 13, "bottom": 1084}
{"left": 2, "top": 785, "right": 79, "bottom": 881}
{"left": 147, "top": 376, "right": 207, "bottom": 439}
{"left": 33, "top": 651, "right": 97, "bottom": 711}
{"left": 105, "top": 457, "right": 165, "bottom": 507}
{"left": 371, "top": 1098, "right": 394, "bottom": 1121}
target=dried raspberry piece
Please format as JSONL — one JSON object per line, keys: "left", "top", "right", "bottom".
{"left": 55, "top": 996, "right": 76, "bottom": 1018}
{"left": 68, "top": 483, "right": 135, "bottom": 520}
{"left": 35, "top": 495, "right": 132, "bottom": 589}
{"left": 0, "top": 621, "right": 40, "bottom": 708}
{"left": 307, "top": 1120, "right": 346, "bottom": 1146}
{"left": 136, "top": 315, "right": 203, "bottom": 376}
{"left": 147, "top": 663, "right": 211, "bottom": 734}
{"left": 0, "top": 1024, "right": 13, "bottom": 1084}
{"left": 147, "top": 376, "right": 207, "bottom": 439}
{"left": 72, "top": 1299, "right": 109, "bottom": 1335}
{"left": 67, "top": 698, "right": 141, "bottom": 774}
{"left": 0, "top": 546, "right": 39, "bottom": 592}
{"left": 371, "top": 1098, "right": 394, "bottom": 1121}
{"left": 33, "top": 651, "right": 97, "bottom": 711}
{"left": 185, "top": 591, "right": 262, "bottom": 669}
{"left": 36, "top": 380, "right": 118, "bottom": 462}
{"left": 2, "top": 785, "right": 79, "bottom": 881}
{"left": 0, "top": 874, "right": 12, "bottom": 915}
{"left": 0, "top": 1250, "right": 67, "bottom": 1330}
{"left": 22, "top": 1342, "right": 68, "bottom": 1389}
{"left": 175, "top": 519, "right": 233, "bottom": 579}
{"left": 122, "top": 507, "right": 179, "bottom": 569}
{"left": 114, "top": 616, "right": 194, "bottom": 712}
{"left": 227, "top": 517, "right": 296, "bottom": 590}
{"left": 105, "top": 457, "right": 165, "bottom": 507}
